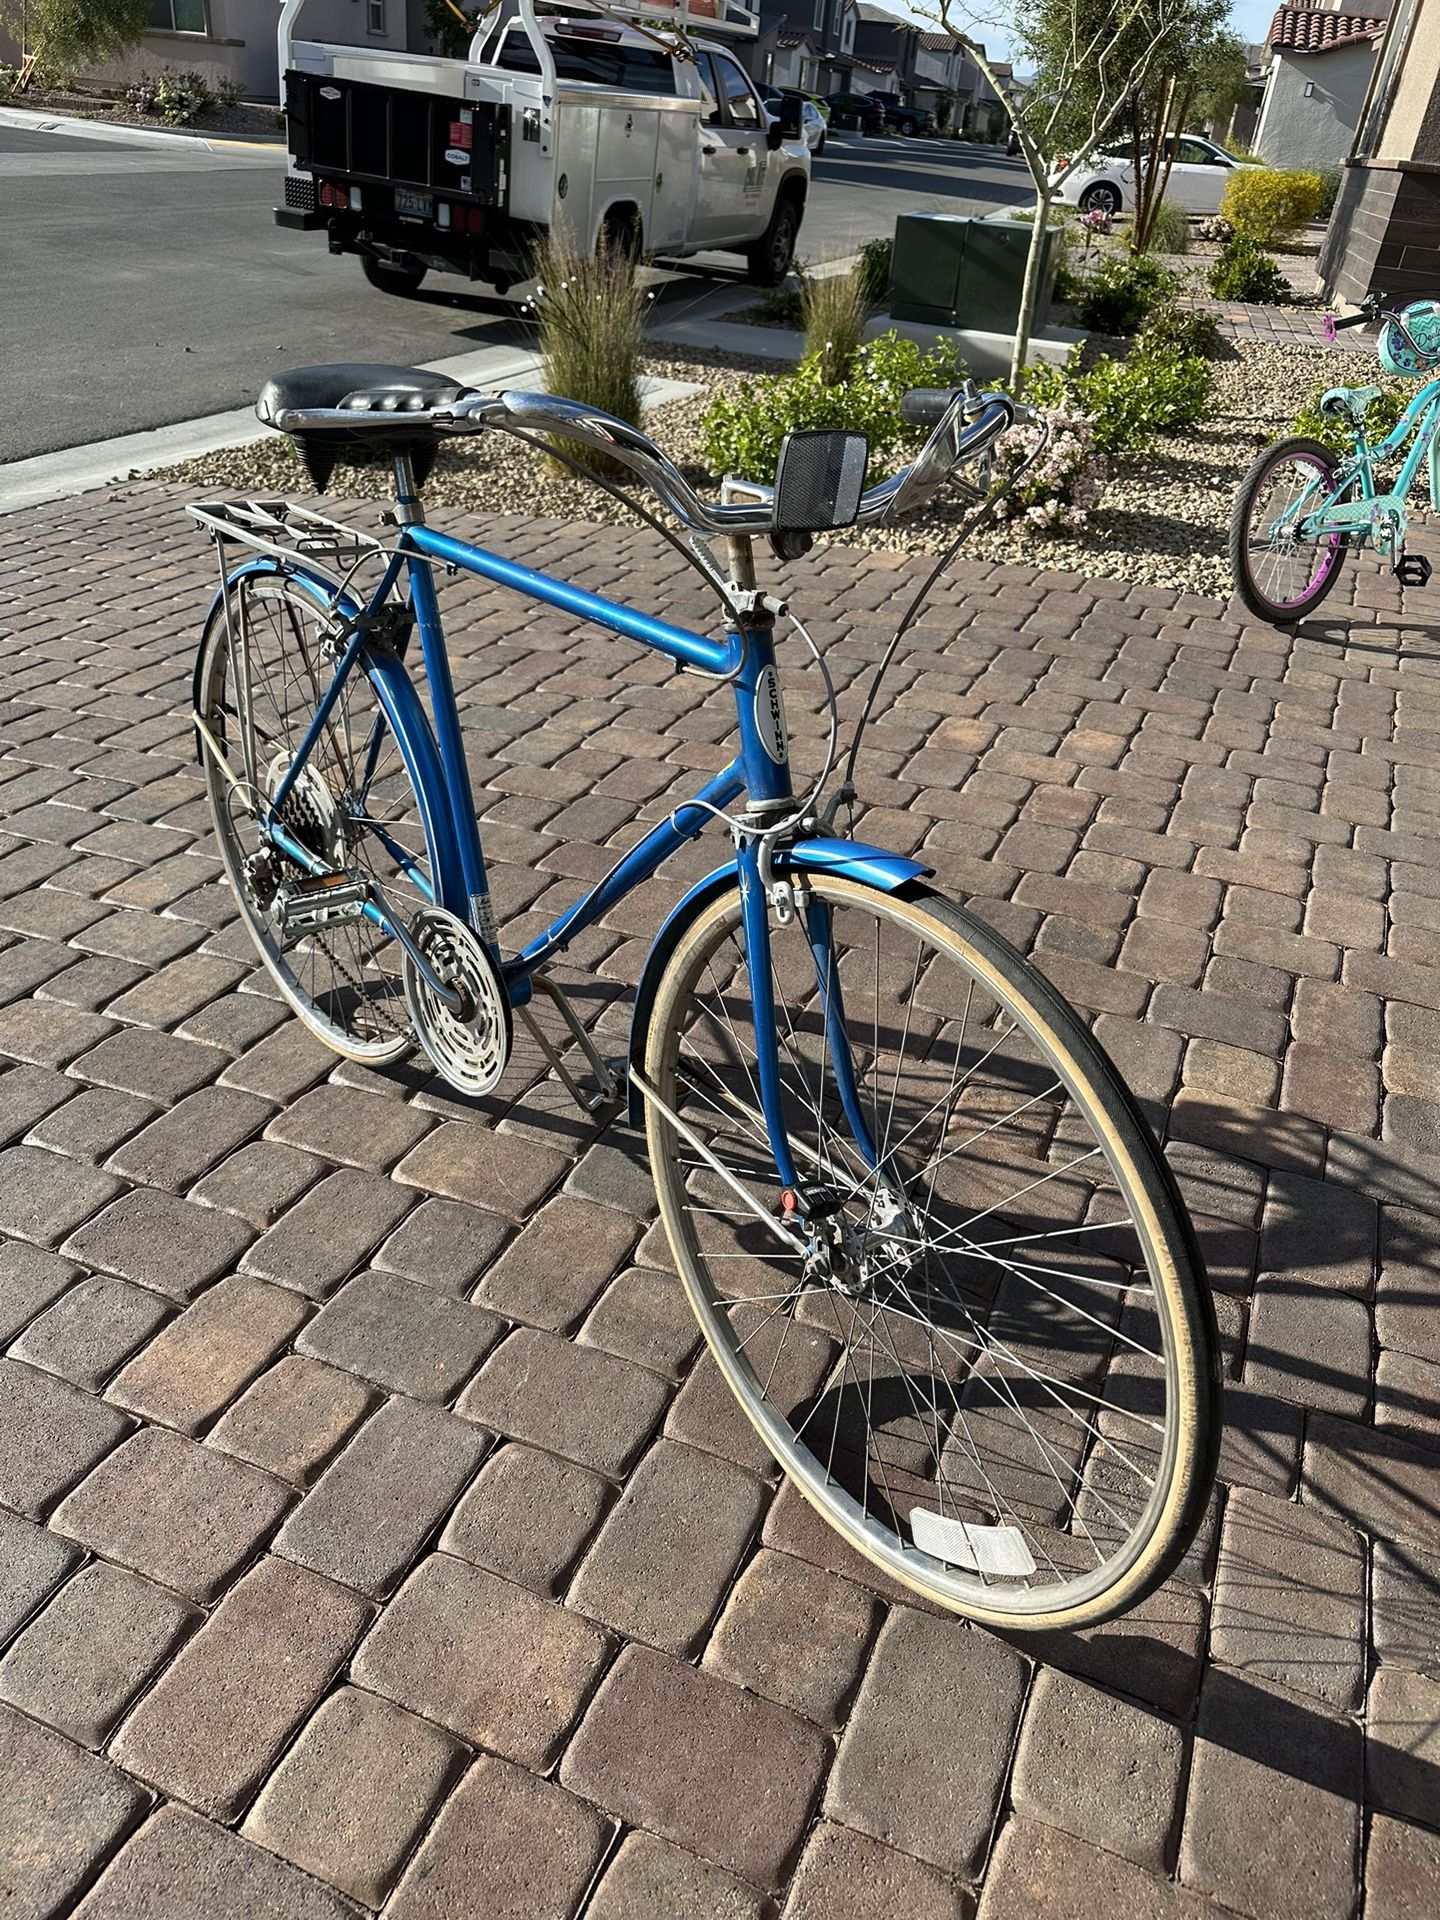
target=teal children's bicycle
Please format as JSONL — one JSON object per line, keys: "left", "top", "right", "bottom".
{"left": 1230, "top": 292, "right": 1440, "bottom": 624}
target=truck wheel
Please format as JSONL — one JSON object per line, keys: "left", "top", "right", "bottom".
{"left": 362, "top": 254, "right": 428, "bottom": 297}
{"left": 746, "top": 194, "right": 801, "bottom": 287}
{"left": 600, "top": 209, "right": 643, "bottom": 264}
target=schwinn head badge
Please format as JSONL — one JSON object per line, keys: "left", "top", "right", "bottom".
{"left": 1379, "top": 301, "right": 1440, "bottom": 378}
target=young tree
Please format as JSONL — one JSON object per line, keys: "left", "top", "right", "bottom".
{"left": 925, "top": 0, "right": 1215, "bottom": 387}
{"left": 1126, "top": 17, "right": 1243, "bottom": 252}
{"left": 2, "top": 0, "right": 152, "bottom": 85}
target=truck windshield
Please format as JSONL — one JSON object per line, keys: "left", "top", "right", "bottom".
{"left": 497, "top": 30, "right": 677, "bottom": 93}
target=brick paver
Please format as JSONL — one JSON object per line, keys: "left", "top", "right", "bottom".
{"left": 2, "top": 490, "right": 1440, "bottom": 1914}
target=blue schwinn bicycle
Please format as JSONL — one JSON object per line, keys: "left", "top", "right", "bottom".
{"left": 189, "top": 367, "right": 1218, "bottom": 1628}
{"left": 1230, "top": 290, "right": 1440, "bottom": 624}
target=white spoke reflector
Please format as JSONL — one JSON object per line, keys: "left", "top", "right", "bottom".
{"left": 911, "top": 1507, "right": 1037, "bottom": 1576}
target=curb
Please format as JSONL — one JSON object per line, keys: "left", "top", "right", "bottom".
{"left": 0, "top": 103, "right": 284, "bottom": 154}
{"left": 0, "top": 350, "right": 701, "bottom": 516}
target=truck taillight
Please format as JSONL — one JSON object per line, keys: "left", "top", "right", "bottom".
{"left": 464, "top": 206, "right": 484, "bottom": 235}
{"left": 319, "top": 181, "right": 350, "bottom": 210}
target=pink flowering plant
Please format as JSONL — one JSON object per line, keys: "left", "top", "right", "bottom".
{"left": 990, "top": 403, "right": 1107, "bottom": 534}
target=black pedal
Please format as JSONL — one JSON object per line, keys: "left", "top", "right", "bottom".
{"left": 1394, "top": 553, "right": 1433, "bottom": 589}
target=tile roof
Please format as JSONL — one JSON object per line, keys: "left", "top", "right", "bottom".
{"left": 917, "top": 32, "right": 957, "bottom": 50}
{"left": 1267, "top": 6, "right": 1389, "bottom": 52}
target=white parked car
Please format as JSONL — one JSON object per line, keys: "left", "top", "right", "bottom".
{"left": 760, "top": 89, "right": 827, "bottom": 155}
{"left": 1053, "top": 134, "right": 1257, "bottom": 219}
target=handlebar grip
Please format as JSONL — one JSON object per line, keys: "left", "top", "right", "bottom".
{"left": 901, "top": 388, "right": 959, "bottom": 428}
{"left": 1331, "top": 312, "right": 1371, "bottom": 331}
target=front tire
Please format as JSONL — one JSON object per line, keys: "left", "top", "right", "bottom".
{"left": 746, "top": 192, "right": 802, "bottom": 287}
{"left": 1229, "top": 436, "right": 1348, "bottom": 625}
{"left": 642, "top": 873, "right": 1220, "bottom": 1631}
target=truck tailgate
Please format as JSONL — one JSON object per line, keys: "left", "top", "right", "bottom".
{"left": 285, "top": 69, "right": 509, "bottom": 207}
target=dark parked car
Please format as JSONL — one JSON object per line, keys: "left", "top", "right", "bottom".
{"left": 826, "top": 90, "right": 886, "bottom": 132}
{"left": 861, "top": 91, "right": 935, "bottom": 136}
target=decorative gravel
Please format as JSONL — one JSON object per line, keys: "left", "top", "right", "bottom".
{"left": 147, "top": 335, "right": 1365, "bottom": 600}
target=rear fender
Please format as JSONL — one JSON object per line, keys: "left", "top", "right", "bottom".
{"left": 192, "top": 556, "right": 466, "bottom": 917}
{"left": 625, "top": 838, "right": 930, "bottom": 1126}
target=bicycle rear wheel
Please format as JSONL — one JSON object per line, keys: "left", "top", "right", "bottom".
{"left": 642, "top": 874, "right": 1220, "bottom": 1630}
{"left": 196, "top": 564, "right": 442, "bottom": 1061}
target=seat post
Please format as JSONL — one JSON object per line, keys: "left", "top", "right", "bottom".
{"left": 392, "top": 453, "right": 424, "bottom": 527}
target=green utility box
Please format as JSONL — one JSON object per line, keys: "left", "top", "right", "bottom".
{"left": 889, "top": 212, "right": 1061, "bottom": 332}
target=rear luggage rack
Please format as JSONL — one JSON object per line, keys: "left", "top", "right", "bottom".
{"left": 186, "top": 499, "right": 390, "bottom": 576}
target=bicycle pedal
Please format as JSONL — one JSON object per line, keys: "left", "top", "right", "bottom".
{"left": 274, "top": 872, "right": 368, "bottom": 930}
{"left": 1394, "top": 554, "right": 1432, "bottom": 589}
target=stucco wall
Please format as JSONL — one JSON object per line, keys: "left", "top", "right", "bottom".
{"left": 1256, "top": 45, "right": 1377, "bottom": 169}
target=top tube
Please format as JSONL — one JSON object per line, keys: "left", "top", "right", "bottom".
{"left": 403, "top": 524, "right": 740, "bottom": 678}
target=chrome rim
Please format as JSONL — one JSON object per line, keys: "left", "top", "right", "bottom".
{"left": 648, "top": 879, "right": 1193, "bottom": 1621}
{"left": 200, "top": 577, "right": 435, "bottom": 1058}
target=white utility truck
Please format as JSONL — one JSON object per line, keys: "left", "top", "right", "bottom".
{"left": 274, "top": 0, "right": 811, "bottom": 296}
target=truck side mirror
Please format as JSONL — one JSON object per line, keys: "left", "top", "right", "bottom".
{"left": 768, "top": 95, "right": 802, "bottom": 148}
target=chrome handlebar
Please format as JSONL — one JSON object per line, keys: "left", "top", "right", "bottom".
{"left": 269, "top": 379, "right": 1026, "bottom": 539}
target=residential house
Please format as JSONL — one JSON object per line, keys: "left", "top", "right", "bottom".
{"left": 1320, "top": 0, "right": 1440, "bottom": 301}
{"left": 850, "top": 1, "right": 913, "bottom": 99}
{"left": 1254, "top": 3, "right": 1390, "bottom": 168}
{"left": 744, "top": 2, "right": 856, "bottom": 94}
{"left": 0, "top": 1, "right": 416, "bottom": 102}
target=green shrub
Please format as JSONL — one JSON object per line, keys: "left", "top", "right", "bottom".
{"left": 1144, "top": 200, "right": 1191, "bottom": 256}
{"left": 1022, "top": 349, "right": 1213, "bottom": 453}
{"left": 1207, "top": 233, "right": 1290, "bottom": 303}
{"left": 215, "top": 74, "right": 244, "bottom": 109}
{"left": 701, "top": 333, "right": 964, "bottom": 483}
{"left": 857, "top": 236, "right": 893, "bottom": 305}
{"left": 1220, "top": 167, "right": 1324, "bottom": 245}
{"left": 1313, "top": 163, "right": 1342, "bottom": 221}
{"left": 1074, "top": 253, "right": 1179, "bottom": 335}
{"left": 753, "top": 284, "right": 804, "bottom": 326}
{"left": 1293, "top": 380, "right": 1412, "bottom": 457}
{"left": 1135, "top": 302, "right": 1222, "bottom": 359}
{"left": 526, "top": 230, "right": 647, "bottom": 474}
{"left": 801, "top": 262, "right": 871, "bottom": 384}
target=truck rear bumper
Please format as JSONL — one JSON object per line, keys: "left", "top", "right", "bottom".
{"left": 274, "top": 207, "right": 326, "bottom": 232}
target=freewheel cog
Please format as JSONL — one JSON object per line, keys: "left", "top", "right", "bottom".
{"left": 402, "top": 906, "right": 512, "bottom": 1097}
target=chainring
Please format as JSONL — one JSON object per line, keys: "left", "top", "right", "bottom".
{"left": 402, "top": 906, "right": 513, "bottom": 1097}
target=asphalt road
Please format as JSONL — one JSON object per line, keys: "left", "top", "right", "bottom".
{"left": 0, "top": 121, "right": 1030, "bottom": 463}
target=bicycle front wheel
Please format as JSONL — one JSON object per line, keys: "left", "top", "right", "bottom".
{"left": 1230, "top": 436, "right": 1349, "bottom": 625}
{"left": 196, "top": 564, "right": 443, "bottom": 1062}
{"left": 643, "top": 874, "right": 1219, "bottom": 1630}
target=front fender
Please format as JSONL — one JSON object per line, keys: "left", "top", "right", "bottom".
{"left": 625, "top": 838, "right": 930, "bottom": 1126}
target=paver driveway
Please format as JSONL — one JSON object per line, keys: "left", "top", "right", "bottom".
{"left": 1, "top": 484, "right": 1439, "bottom": 1919}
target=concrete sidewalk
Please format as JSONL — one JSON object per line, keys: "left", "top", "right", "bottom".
{"left": 1, "top": 490, "right": 1439, "bottom": 1918}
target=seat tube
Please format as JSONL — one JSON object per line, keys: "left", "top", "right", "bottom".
{"left": 393, "top": 457, "right": 495, "bottom": 947}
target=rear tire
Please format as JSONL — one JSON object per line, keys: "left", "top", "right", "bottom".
{"left": 746, "top": 192, "right": 802, "bottom": 287}
{"left": 362, "top": 254, "right": 428, "bottom": 297}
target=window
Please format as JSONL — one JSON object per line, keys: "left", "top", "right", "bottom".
{"left": 814, "top": 0, "right": 826, "bottom": 29}
{"left": 697, "top": 50, "right": 724, "bottom": 127}
{"left": 496, "top": 29, "right": 677, "bottom": 93}
{"left": 716, "top": 54, "right": 760, "bottom": 128}
{"left": 842, "top": 13, "right": 855, "bottom": 53}
{"left": 147, "top": 0, "right": 207, "bottom": 31}
{"left": 1176, "top": 137, "right": 1217, "bottom": 165}
{"left": 367, "top": 1, "right": 387, "bottom": 33}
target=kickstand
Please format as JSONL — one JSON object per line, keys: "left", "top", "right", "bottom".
{"left": 518, "top": 972, "right": 623, "bottom": 1116}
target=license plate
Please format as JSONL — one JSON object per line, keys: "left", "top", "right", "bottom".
{"left": 395, "top": 188, "right": 432, "bottom": 220}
